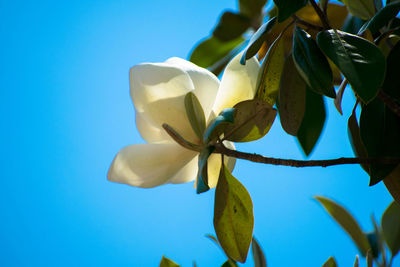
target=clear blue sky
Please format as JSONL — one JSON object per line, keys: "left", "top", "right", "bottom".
{"left": 0, "top": 0, "right": 395, "bottom": 266}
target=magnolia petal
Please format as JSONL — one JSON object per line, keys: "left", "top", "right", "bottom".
{"left": 166, "top": 57, "right": 220, "bottom": 118}
{"left": 212, "top": 53, "right": 260, "bottom": 115}
{"left": 135, "top": 110, "right": 171, "bottom": 143}
{"left": 168, "top": 155, "right": 198, "bottom": 184}
{"left": 207, "top": 141, "right": 236, "bottom": 188}
{"left": 130, "top": 62, "right": 198, "bottom": 143}
{"left": 108, "top": 143, "right": 197, "bottom": 188}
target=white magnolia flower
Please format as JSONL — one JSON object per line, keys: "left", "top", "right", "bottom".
{"left": 108, "top": 53, "right": 260, "bottom": 188}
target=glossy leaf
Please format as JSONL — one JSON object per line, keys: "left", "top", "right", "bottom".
{"left": 223, "top": 100, "right": 276, "bottom": 143}
{"left": 255, "top": 36, "right": 285, "bottom": 105}
{"left": 359, "top": 1, "right": 400, "bottom": 34}
{"left": 160, "top": 256, "right": 180, "bottom": 267}
{"left": 347, "top": 109, "right": 370, "bottom": 173}
{"left": 353, "top": 255, "right": 359, "bottom": 267}
{"left": 317, "top": 30, "right": 386, "bottom": 103}
{"left": 315, "top": 196, "right": 371, "bottom": 255}
{"left": 381, "top": 201, "right": 400, "bottom": 256}
{"left": 185, "top": 92, "right": 206, "bottom": 140}
{"left": 239, "top": 0, "right": 267, "bottom": 17}
{"left": 322, "top": 257, "right": 337, "bottom": 267}
{"left": 252, "top": 238, "right": 267, "bottom": 267}
{"left": 213, "top": 12, "right": 251, "bottom": 42}
{"left": 190, "top": 36, "right": 244, "bottom": 69}
{"left": 297, "top": 87, "right": 326, "bottom": 156}
{"left": 278, "top": 55, "right": 306, "bottom": 136}
{"left": 214, "top": 165, "right": 254, "bottom": 263}
{"left": 272, "top": 0, "right": 307, "bottom": 22}
{"left": 360, "top": 99, "right": 400, "bottom": 185}
{"left": 382, "top": 42, "right": 400, "bottom": 102}
{"left": 241, "top": 17, "right": 277, "bottom": 65}
{"left": 203, "top": 108, "right": 235, "bottom": 144}
{"left": 341, "top": 0, "right": 375, "bottom": 19}
{"left": 292, "top": 26, "right": 335, "bottom": 98}
{"left": 196, "top": 146, "right": 215, "bottom": 194}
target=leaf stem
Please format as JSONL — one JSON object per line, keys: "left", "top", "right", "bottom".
{"left": 308, "top": 0, "right": 330, "bottom": 29}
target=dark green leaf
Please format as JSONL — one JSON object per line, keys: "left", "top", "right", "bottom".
{"left": 241, "top": 17, "right": 277, "bottom": 65}
{"left": 371, "top": 216, "right": 384, "bottom": 259}
{"left": 317, "top": 29, "right": 386, "bottom": 103}
{"left": 221, "top": 260, "right": 239, "bottom": 267}
{"left": 273, "top": 0, "right": 307, "bottom": 22}
{"left": 347, "top": 109, "right": 370, "bottom": 173}
{"left": 353, "top": 255, "right": 359, "bottom": 267}
{"left": 382, "top": 41, "right": 400, "bottom": 102}
{"left": 255, "top": 36, "right": 285, "bottom": 105}
{"left": 159, "top": 256, "right": 180, "bottom": 267}
{"left": 214, "top": 165, "right": 254, "bottom": 263}
{"left": 341, "top": 0, "right": 375, "bottom": 19}
{"left": 359, "top": 1, "right": 400, "bottom": 34}
{"left": 322, "top": 256, "right": 337, "bottom": 267}
{"left": 342, "top": 15, "right": 366, "bottom": 34}
{"left": 384, "top": 166, "right": 400, "bottom": 204}
{"left": 190, "top": 36, "right": 244, "bottom": 69}
{"left": 366, "top": 231, "right": 380, "bottom": 258}
{"left": 381, "top": 201, "right": 400, "bottom": 256}
{"left": 359, "top": 98, "right": 400, "bottom": 185}
{"left": 213, "top": 11, "right": 251, "bottom": 42}
{"left": 293, "top": 26, "right": 335, "bottom": 98}
{"left": 366, "top": 249, "right": 373, "bottom": 267}
{"left": 196, "top": 146, "right": 215, "bottom": 194}
{"left": 252, "top": 238, "right": 267, "bottom": 267}
{"left": 239, "top": 0, "right": 267, "bottom": 17}
{"left": 297, "top": 87, "right": 326, "bottom": 156}
{"left": 223, "top": 99, "right": 277, "bottom": 142}
{"left": 203, "top": 108, "right": 235, "bottom": 144}
{"left": 334, "top": 79, "right": 347, "bottom": 115}
{"left": 315, "top": 196, "right": 371, "bottom": 255}
{"left": 278, "top": 54, "right": 306, "bottom": 136}
{"left": 185, "top": 92, "right": 206, "bottom": 140}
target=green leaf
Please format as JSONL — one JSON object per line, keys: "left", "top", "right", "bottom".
{"left": 223, "top": 99, "right": 276, "bottom": 143}
{"left": 366, "top": 231, "right": 380, "bottom": 258}
{"left": 196, "top": 146, "right": 215, "bottom": 194}
{"left": 159, "top": 256, "right": 180, "bottom": 267}
{"left": 381, "top": 201, "right": 400, "bottom": 256}
{"left": 185, "top": 92, "right": 206, "bottom": 140}
{"left": 252, "top": 238, "right": 267, "bottom": 267}
{"left": 353, "top": 255, "right": 359, "bottom": 267}
{"left": 341, "top": 0, "right": 375, "bottom": 19}
{"left": 292, "top": 26, "right": 335, "bottom": 98}
{"left": 255, "top": 35, "right": 285, "bottom": 105}
{"left": 342, "top": 15, "right": 366, "bottom": 34}
{"left": 241, "top": 17, "right": 277, "bottom": 65}
{"left": 359, "top": 1, "right": 400, "bottom": 34}
{"left": 278, "top": 54, "right": 306, "bottom": 136}
{"left": 317, "top": 29, "right": 386, "bottom": 103}
{"left": 297, "top": 87, "right": 326, "bottom": 156}
{"left": 359, "top": 98, "right": 400, "bottom": 185}
{"left": 347, "top": 109, "right": 370, "bottom": 173}
{"left": 382, "top": 42, "right": 400, "bottom": 102}
{"left": 190, "top": 36, "right": 244, "bottom": 69}
{"left": 214, "top": 165, "right": 254, "bottom": 263}
{"left": 315, "top": 196, "right": 371, "bottom": 256}
{"left": 239, "top": 0, "right": 267, "bottom": 17}
{"left": 366, "top": 249, "right": 373, "bottom": 267}
{"left": 221, "top": 260, "right": 239, "bottom": 267}
{"left": 322, "top": 256, "right": 337, "bottom": 267}
{"left": 273, "top": 0, "right": 307, "bottom": 22}
{"left": 203, "top": 108, "right": 235, "bottom": 144}
{"left": 384, "top": 165, "right": 400, "bottom": 204}
{"left": 213, "top": 11, "right": 251, "bottom": 42}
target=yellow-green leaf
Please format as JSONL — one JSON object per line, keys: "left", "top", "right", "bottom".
{"left": 214, "top": 165, "right": 254, "bottom": 263}
{"left": 381, "top": 201, "right": 400, "bottom": 256}
{"left": 322, "top": 256, "right": 337, "bottom": 267}
{"left": 315, "top": 196, "right": 371, "bottom": 256}
{"left": 384, "top": 165, "right": 400, "bottom": 204}
{"left": 341, "top": 0, "right": 375, "bottom": 19}
{"left": 255, "top": 36, "right": 285, "bottom": 106}
{"left": 252, "top": 238, "right": 267, "bottom": 267}
{"left": 159, "top": 256, "right": 180, "bottom": 267}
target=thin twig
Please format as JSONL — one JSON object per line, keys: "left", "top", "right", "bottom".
{"left": 309, "top": 0, "right": 330, "bottom": 29}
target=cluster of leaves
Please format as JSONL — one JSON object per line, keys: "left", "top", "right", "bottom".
{"left": 167, "top": 0, "right": 400, "bottom": 264}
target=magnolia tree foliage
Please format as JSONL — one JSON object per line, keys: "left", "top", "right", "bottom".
{"left": 109, "top": 0, "right": 400, "bottom": 266}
